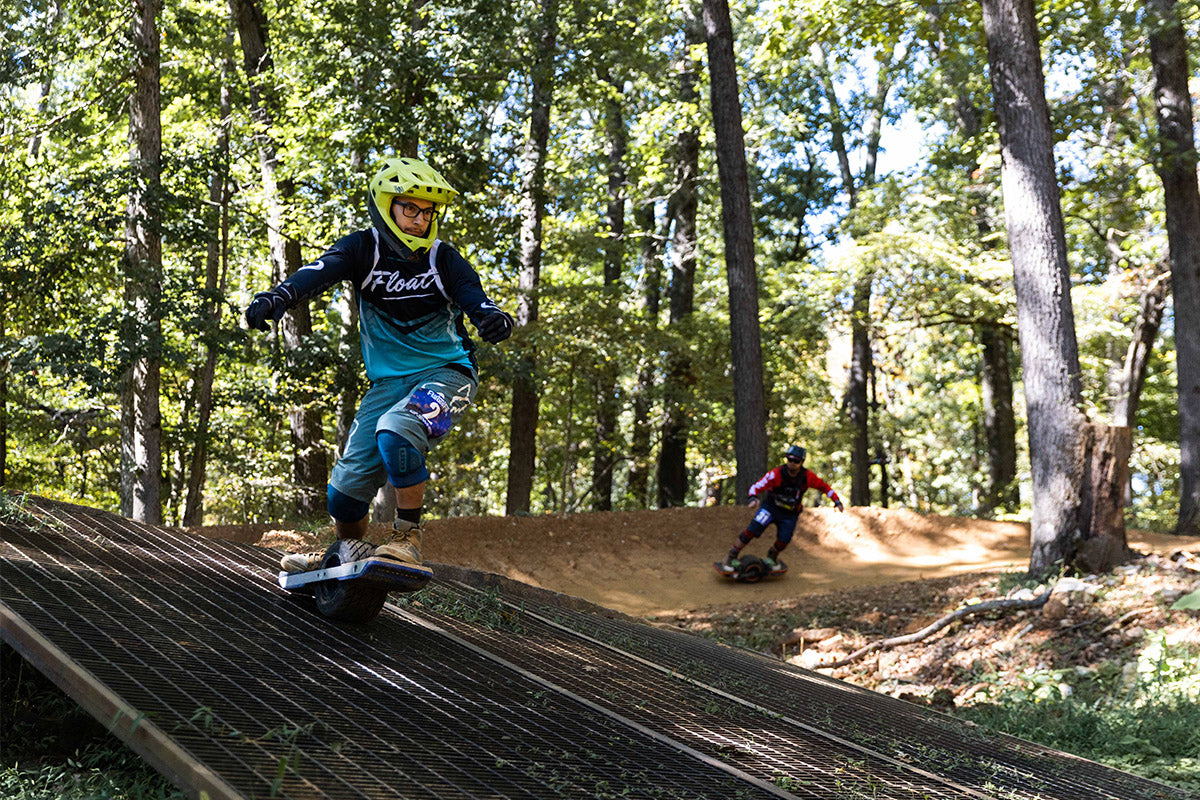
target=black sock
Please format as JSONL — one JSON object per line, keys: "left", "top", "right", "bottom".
{"left": 397, "top": 506, "right": 422, "bottom": 525}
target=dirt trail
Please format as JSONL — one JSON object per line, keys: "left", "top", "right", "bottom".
{"left": 194, "top": 505, "right": 1200, "bottom": 618}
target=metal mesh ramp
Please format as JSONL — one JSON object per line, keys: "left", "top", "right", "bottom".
{"left": 0, "top": 494, "right": 1187, "bottom": 800}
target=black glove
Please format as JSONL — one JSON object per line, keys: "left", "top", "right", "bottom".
{"left": 476, "top": 308, "right": 514, "bottom": 344}
{"left": 245, "top": 284, "right": 297, "bottom": 331}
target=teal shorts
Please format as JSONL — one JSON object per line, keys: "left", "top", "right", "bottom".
{"left": 329, "top": 365, "right": 478, "bottom": 503}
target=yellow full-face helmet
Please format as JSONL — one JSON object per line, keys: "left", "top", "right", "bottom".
{"left": 367, "top": 156, "right": 459, "bottom": 256}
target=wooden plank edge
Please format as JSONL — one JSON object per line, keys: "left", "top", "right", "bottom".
{"left": 0, "top": 600, "right": 244, "bottom": 800}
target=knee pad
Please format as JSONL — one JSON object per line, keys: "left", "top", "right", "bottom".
{"left": 377, "top": 430, "right": 430, "bottom": 488}
{"left": 327, "top": 485, "right": 369, "bottom": 523}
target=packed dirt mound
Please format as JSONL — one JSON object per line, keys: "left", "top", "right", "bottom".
{"left": 190, "top": 505, "right": 1199, "bottom": 618}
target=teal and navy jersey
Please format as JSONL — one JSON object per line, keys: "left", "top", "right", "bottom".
{"left": 280, "top": 229, "right": 503, "bottom": 382}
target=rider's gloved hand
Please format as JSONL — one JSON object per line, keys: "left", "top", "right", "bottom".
{"left": 476, "top": 308, "right": 514, "bottom": 344}
{"left": 833, "top": 498, "right": 844, "bottom": 512}
{"left": 245, "top": 284, "right": 297, "bottom": 331}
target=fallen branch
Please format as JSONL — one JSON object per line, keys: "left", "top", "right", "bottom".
{"left": 817, "top": 591, "right": 1051, "bottom": 669}
{"left": 1094, "top": 607, "right": 1151, "bottom": 636}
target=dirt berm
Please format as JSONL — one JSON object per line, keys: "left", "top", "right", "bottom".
{"left": 193, "top": 505, "right": 1199, "bottom": 618}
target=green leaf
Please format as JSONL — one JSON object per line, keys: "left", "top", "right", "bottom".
{"left": 1171, "top": 589, "right": 1200, "bottom": 611}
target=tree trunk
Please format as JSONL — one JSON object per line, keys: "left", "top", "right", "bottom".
{"left": 505, "top": 0, "right": 558, "bottom": 515}
{"left": 980, "top": 324, "right": 1019, "bottom": 513}
{"left": 848, "top": 274, "right": 872, "bottom": 506}
{"left": 628, "top": 202, "right": 661, "bottom": 507}
{"left": 120, "top": 0, "right": 164, "bottom": 524}
{"left": 658, "top": 11, "right": 701, "bottom": 508}
{"left": 182, "top": 36, "right": 234, "bottom": 527}
{"left": 1146, "top": 0, "right": 1200, "bottom": 534}
{"left": 927, "top": 1, "right": 1018, "bottom": 517}
{"left": 1111, "top": 269, "right": 1170, "bottom": 427}
{"left": 701, "top": 0, "right": 767, "bottom": 499}
{"left": 591, "top": 72, "right": 626, "bottom": 512}
{"left": 1077, "top": 424, "right": 1134, "bottom": 572}
{"left": 231, "top": 0, "right": 327, "bottom": 517}
{"left": 810, "top": 44, "right": 857, "bottom": 209}
{"left": 815, "top": 46, "right": 896, "bottom": 506}
{"left": 981, "top": 0, "right": 1120, "bottom": 575}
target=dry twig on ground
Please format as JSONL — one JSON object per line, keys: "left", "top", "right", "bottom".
{"left": 818, "top": 591, "right": 1052, "bottom": 669}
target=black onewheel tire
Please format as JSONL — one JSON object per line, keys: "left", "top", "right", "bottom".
{"left": 313, "top": 538, "right": 388, "bottom": 623}
{"left": 736, "top": 554, "right": 767, "bottom": 583}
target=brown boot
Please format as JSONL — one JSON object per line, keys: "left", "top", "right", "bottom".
{"left": 375, "top": 519, "right": 424, "bottom": 567}
{"left": 280, "top": 549, "right": 324, "bottom": 573}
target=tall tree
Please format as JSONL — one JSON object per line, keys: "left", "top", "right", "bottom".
{"left": 1145, "top": 0, "right": 1200, "bottom": 534}
{"left": 628, "top": 201, "right": 661, "bottom": 506}
{"left": 701, "top": 0, "right": 767, "bottom": 498}
{"left": 658, "top": 8, "right": 702, "bottom": 507}
{"left": 591, "top": 70, "right": 626, "bottom": 512}
{"left": 1110, "top": 269, "right": 1171, "bottom": 428}
{"left": 921, "top": 3, "right": 1019, "bottom": 514}
{"left": 181, "top": 33, "right": 235, "bottom": 527}
{"left": 120, "top": 0, "right": 164, "bottom": 523}
{"left": 230, "top": 0, "right": 327, "bottom": 517}
{"left": 506, "top": 0, "right": 559, "bottom": 515}
{"left": 811, "top": 42, "right": 900, "bottom": 506}
{"left": 980, "top": 324, "right": 1019, "bottom": 511}
{"left": 981, "top": 0, "right": 1130, "bottom": 574}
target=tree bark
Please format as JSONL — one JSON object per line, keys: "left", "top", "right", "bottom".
{"left": 182, "top": 35, "right": 234, "bottom": 527}
{"left": 629, "top": 202, "right": 661, "bottom": 507}
{"left": 120, "top": 0, "right": 164, "bottom": 524}
{"left": 810, "top": 44, "right": 856, "bottom": 209}
{"left": 592, "top": 72, "right": 626, "bottom": 512}
{"left": 980, "top": 0, "right": 1118, "bottom": 575}
{"left": 1077, "top": 423, "right": 1134, "bottom": 572}
{"left": 658, "top": 10, "right": 702, "bottom": 508}
{"left": 980, "top": 324, "right": 1019, "bottom": 513}
{"left": 848, "top": 274, "right": 872, "bottom": 506}
{"left": 1146, "top": 0, "right": 1200, "bottom": 534}
{"left": 1111, "top": 269, "right": 1170, "bottom": 427}
{"left": 230, "top": 0, "right": 327, "bottom": 517}
{"left": 701, "top": 0, "right": 767, "bottom": 499}
{"left": 505, "top": 0, "right": 558, "bottom": 515}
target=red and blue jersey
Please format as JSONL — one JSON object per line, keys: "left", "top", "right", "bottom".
{"left": 748, "top": 465, "right": 839, "bottom": 514}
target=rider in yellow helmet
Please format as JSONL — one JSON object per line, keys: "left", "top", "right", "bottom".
{"left": 246, "top": 156, "right": 513, "bottom": 575}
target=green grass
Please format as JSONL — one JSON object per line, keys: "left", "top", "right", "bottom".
{"left": 1, "top": 745, "right": 183, "bottom": 800}
{"left": 1, "top": 643, "right": 183, "bottom": 799}
{"left": 954, "top": 635, "right": 1200, "bottom": 793}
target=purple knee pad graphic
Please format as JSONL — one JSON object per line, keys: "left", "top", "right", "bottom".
{"left": 404, "top": 389, "right": 452, "bottom": 438}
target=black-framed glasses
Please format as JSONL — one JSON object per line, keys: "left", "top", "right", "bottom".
{"left": 786, "top": 457, "right": 803, "bottom": 463}
{"left": 392, "top": 199, "right": 437, "bottom": 221}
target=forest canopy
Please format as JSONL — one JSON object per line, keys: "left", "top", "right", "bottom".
{"left": 2, "top": 0, "right": 1197, "bottom": 534}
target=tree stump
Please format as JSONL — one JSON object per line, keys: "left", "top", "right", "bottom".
{"left": 1077, "top": 423, "right": 1133, "bottom": 573}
